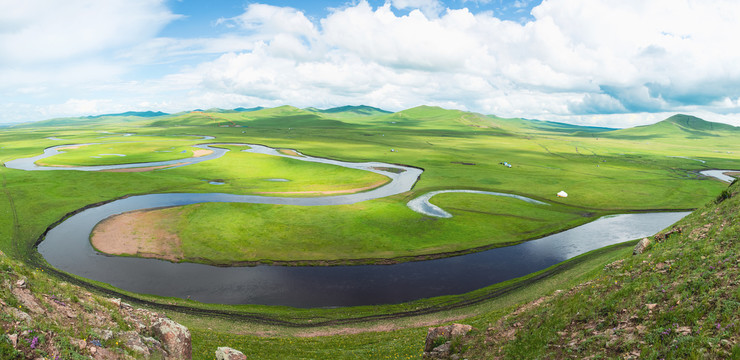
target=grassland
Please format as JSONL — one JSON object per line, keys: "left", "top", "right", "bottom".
{"left": 1, "top": 107, "right": 739, "bottom": 358}
{"left": 97, "top": 194, "right": 591, "bottom": 265}
{"left": 38, "top": 137, "right": 203, "bottom": 166}
{"left": 458, "top": 179, "right": 740, "bottom": 359}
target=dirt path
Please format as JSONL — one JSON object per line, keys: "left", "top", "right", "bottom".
{"left": 91, "top": 209, "right": 184, "bottom": 262}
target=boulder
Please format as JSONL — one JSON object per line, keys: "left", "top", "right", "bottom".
{"left": 9, "top": 307, "right": 32, "bottom": 324}
{"left": 633, "top": 238, "right": 650, "bottom": 255}
{"left": 152, "top": 317, "right": 192, "bottom": 359}
{"left": 216, "top": 346, "right": 247, "bottom": 360}
{"left": 423, "top": 324, "right": 473, "bottom": 358}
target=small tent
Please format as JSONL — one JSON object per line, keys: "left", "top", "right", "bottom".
{"left": 557, "top": 191, "right": 568, "bottom": 198}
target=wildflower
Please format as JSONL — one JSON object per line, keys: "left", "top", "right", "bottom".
{"left": 30, "top": 336, "right": 39, "bottom": 349}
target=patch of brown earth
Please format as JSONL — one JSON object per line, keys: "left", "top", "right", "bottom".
{"left": 192, "top": 148, "right": 213, "bottom": 157}
{"left": 101, "top": 162, "right": 186, "bottom": 172}
{"left": 256, "top": 179, "right": 389, "bottom": 195}
{"left": 278, "top": 149, "right": 302, "bottom": 157}
{"left": 91, "top": 209, "right": 184, "bottom": 262}
{"left": 57, "top": 145, "right": 85, "bottom": 151}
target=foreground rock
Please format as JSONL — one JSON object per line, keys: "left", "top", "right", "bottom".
{"left": 152, "top": 317, "right": 192, "bottom": 359}
{"left": 423, "top": 324, "right": 474, "bottom": 359}
{"left": 0, "top": 250, "right": 195, "bottom": 359}
{"left": 216, "top": 346, "right": 247, "bottom": 360}
{"left": 633, "top": 237, "right": 650, "bottom": 255}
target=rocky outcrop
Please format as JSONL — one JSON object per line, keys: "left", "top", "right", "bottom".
{"left": 633, "top": 237, "right": 650, "bottom": 255}
{"left": 423, "top": 324, "right": 474, "bottom": 359}
{"left": 152, "top": 316, "right": 192, "bottom": 359}
{"left": 216, "top": 346, "right": 247, "bottom": 360}
{"left": 1, "top": 265, "right": 185, "bottom": 359}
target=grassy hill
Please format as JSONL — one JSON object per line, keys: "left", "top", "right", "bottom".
{"left": 12, "top": 112, "right": 170, "bottom": 128}
{"left": 1, "top": 106, "right": 739, "bottom": 359}
{"left": 457, "top": 179, "right": 740, "bottom": 359}
{"left": 493, "top": 115, "right": 615, "bottom": 135}
{"left": 603, "top": 114, "right": 740, "bottom": 140}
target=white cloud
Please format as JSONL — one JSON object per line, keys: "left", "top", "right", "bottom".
{"left": 391, "top": 0, "right": 445, "bottom": 18}
{"left": 3, "top": 0, "right": 740, "bottom": 129}
{"left": 0, "top": 0, "right": 178, "bottom": 65}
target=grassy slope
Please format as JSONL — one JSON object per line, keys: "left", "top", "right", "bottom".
{"left": 461, "top": 180, "right": 740, "bottom": 359}
{"left": 1, "top": 107, "right": 739, "bottom": 359}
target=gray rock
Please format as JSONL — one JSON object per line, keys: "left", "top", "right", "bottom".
{"left": 424, "top": 324, "right": 473, "bottom": 352}
{"left": 423, "top": 324, "right": 473, "bottom": 358}
{"left": 9, "top": 307, "right": 32, "bottom": 324}
{"left": 216, "top": 346, "right": 247, "bottom": 360}
{"left": 633, "top": 237, "right": 650, "bottom": 255}
{"left": 96, "top": 329, "right": 114, "bottom": 341}
{"left": 121, "top": 331, "right": 149, "bottom": 356}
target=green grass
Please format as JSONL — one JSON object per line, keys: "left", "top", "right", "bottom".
{"left": 38, "top": 140, "right": 202, "bottom": 166}
{"left": 118, "top": 193, "right": 590, "bottom": 265}
{"left": 0, "top": 106, "right": 739, "bottom": 359}
{"left": 461, "top": 180, "right": 740, "bottom": 359}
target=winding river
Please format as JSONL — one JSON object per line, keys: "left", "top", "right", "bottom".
{"left": 8, "top": 142, "right": 733, "bottom": 307}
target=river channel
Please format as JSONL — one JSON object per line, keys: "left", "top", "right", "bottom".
{"left": 8, "top": 142, "right": 703, "bottom": 307}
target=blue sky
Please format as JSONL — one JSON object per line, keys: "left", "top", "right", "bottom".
{"left": 2, "top": 0, "right": 740, "bottom": 127}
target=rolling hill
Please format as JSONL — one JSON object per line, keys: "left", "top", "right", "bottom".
{"left": 602, "top": 114, "right": 739, "bottom": 140}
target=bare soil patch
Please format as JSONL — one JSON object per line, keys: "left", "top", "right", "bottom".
{"left": 91, "top": 209, "right": 184, "bottom": 262}
{"left": 192, "top": 148, "right": 213, "bottom": 157}
{"left": 57, "top": 145, "right": 85, "bottom": 151}
{"left": 278, "top": 149, "right": 302, "bottom": 157}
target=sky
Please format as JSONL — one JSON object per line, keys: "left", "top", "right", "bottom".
{"left": 2, "top": 0, "right": 740, "bottom": 128}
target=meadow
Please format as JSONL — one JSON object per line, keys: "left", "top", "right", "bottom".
{"left": 1, "top": 106, "right": 738, "bottom": 358}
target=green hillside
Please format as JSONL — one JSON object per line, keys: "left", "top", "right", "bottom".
{"left": 604, "top": 114, "right": 739, "bottom": 140}
{"left": 149, "top": 106, "right": 354, "bottom": 128}
{"left": 12, "top": 112, "right": 170, "bottom": 128}
{"left": 1, "top": 106, "right": 739, "bottom": 359}
{"left": 493, "top": 115, "right": 615, "bottom": 135}
{"left": 459, "top": 179, "right": 740, "bottom": 359}
{"left": 306, "top": 105, "right": 392, "bottom": 117}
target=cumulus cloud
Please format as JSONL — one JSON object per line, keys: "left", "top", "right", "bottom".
{"left": 4, "top": 0, "right": 740, "bottom": 128}
{"left": 0, "top": 0, "right": 178, "bottom": 65}
{"left": 391, "top": 0, "right": 445, "bottom": 18}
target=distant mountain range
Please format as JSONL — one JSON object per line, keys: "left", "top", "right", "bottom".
{"left": 12, "top": 106, "right": 738, "bottom": 139}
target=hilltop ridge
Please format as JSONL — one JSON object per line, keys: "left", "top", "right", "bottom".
{"left": 11, "top": 105, "right": 737, "bottom": 138}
